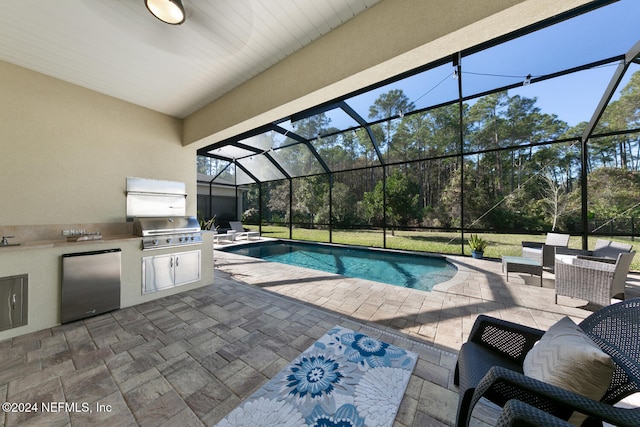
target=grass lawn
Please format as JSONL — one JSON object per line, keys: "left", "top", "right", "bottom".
{"left": 243, "top": 225, "right": 640, "bottom": 271}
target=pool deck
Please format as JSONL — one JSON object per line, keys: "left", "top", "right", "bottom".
{"left": 215, "top": 242, "right": 640, "bottom": 351}
{"left": 213, "top": 241, "right": 640, "bottom": 424}
{"left": 3, "top": 239, "right": 638, "bottom": 426}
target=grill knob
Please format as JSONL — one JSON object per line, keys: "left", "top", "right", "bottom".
{"left": 152, "top": 239, "right": 159, "bottom": 246}
{"left": 179, "top": 237, "right": 185, "bottom": 242}
{"left": 166, "top": 238, "right": 172, "bottom": 244}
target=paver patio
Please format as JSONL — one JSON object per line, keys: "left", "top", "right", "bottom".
{"left": 1, "top": 246, "right": 638, "bottom": 426}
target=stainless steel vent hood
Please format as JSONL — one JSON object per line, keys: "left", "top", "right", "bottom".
{"left": 126, "top": 177, "right": 187, "bottom": 219}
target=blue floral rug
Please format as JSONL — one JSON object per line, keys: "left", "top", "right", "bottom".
{"left": 216, "top": 325, "right": 418, "bottom": 427}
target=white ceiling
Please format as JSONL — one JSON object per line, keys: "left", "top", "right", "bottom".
{"left": 0, "top": 0, "right": 380, "bottom": 118}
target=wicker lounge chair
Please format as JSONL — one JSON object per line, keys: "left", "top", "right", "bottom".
{"left": 454, "top": 298, "right": 640, "bottom": 427}
{"left": 495, "top": 400, "right": 574, "bottom": 427}
{"left": 555, "top": 239, "right": 633, "bottom": 260}
{"left": 592, "top": 239, "right": 634, "bottom": 258}
{"left": 555, "top": 248, "right": 635, "bottom": 307}
{"left": 521, "top": 232, "right": 570, "bottom": 270}
{"left": 495, "top": 399, "right": 638, "bottom": 427}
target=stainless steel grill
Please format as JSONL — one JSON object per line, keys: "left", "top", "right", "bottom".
{"left": 133, "top": 216, "right": 202, "bottom": 250}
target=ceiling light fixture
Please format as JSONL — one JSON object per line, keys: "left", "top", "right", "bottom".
{"left": 145, "top": 0, "right": 185, "bottom": 25}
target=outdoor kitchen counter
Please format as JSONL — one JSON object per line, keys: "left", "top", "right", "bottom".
{"left": 0, "top": 232, "right": 215, "bottom": 341}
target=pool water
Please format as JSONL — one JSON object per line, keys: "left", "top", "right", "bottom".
{"left": 221, "top": 241, "right": 457, "bottom": 291}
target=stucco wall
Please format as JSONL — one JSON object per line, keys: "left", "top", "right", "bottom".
{"left": 0, "top": 60, "right": 195, "bottom": 226}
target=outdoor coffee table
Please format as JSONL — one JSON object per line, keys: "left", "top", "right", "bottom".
{"left": 501, "top": 256, "right": 543, "bottom": 286}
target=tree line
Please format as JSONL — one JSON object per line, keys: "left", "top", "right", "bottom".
{"left": 234, "top": 71, "right": 640, "bottom": 233}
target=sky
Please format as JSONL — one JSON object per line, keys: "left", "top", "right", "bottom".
{"left": 330, "top": 0, "right": 640, "bottom": 129}
{"left": 510, "top": 63, "right": 633, "bottom": 127}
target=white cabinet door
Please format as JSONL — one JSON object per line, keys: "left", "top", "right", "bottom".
{"left": 142, "top": 253, "right": 174, "bottom": 294}
{"left": 174, "top": 250, "right": 201, "bottom": 286}
{"left": 143, "top": 250, "right": 201, "bottom": 294}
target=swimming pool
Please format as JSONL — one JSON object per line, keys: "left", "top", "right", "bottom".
{"left": 220, "top": 241, "right": 457, "bottom": 291}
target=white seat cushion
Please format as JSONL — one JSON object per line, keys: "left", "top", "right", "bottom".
{"left": 555, "top": 254, "right": 577, "bottom": 265}
{"left": 523, "top": 316, "right": 615, "bottom": 425}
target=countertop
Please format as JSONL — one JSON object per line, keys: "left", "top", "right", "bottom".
{"left": 0, "top": 234, "right": 141, "bottom": 252}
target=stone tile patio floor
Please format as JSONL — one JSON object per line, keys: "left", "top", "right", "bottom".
{"left": 2, "top": 249, "right": 639, "bottom": 426}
